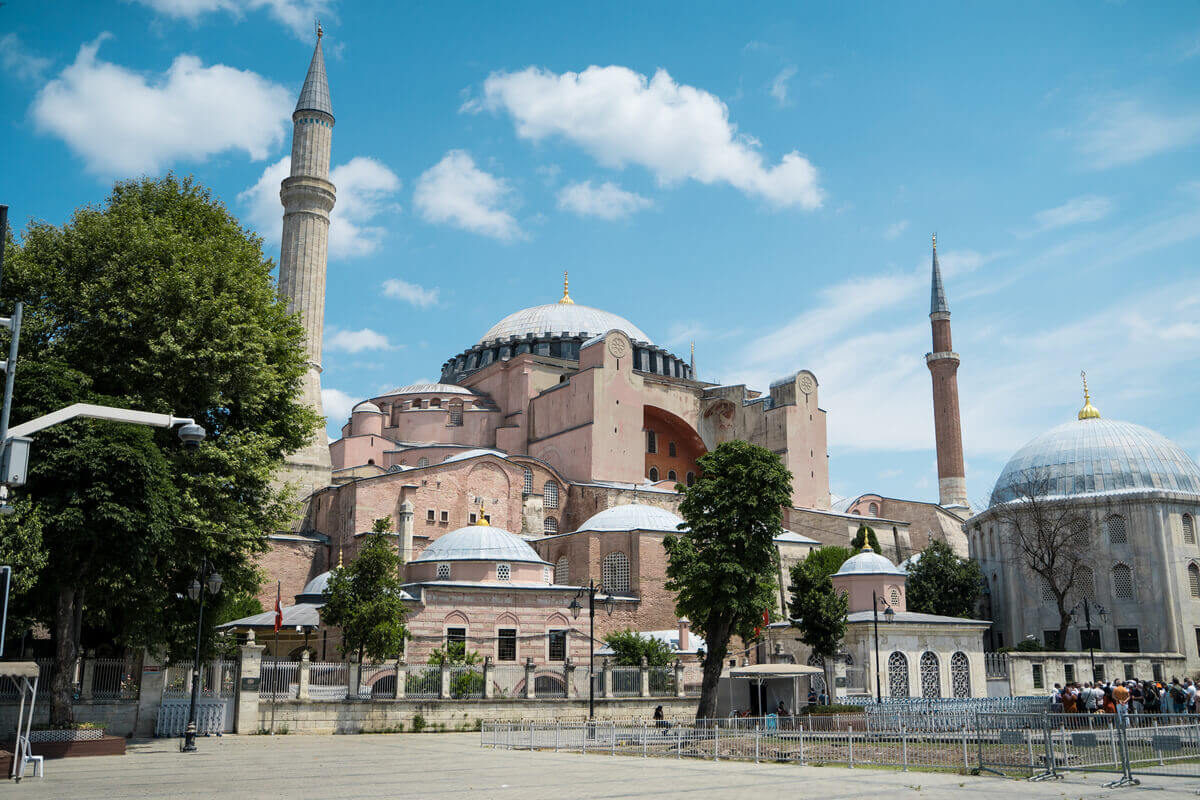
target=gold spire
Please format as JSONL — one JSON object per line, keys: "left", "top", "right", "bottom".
{"left": 475, "top": 503, "right": 489, "bottom": 525}
{"left": 1078, "top": 370, "right": 1101, "bottom": 420}
{"left": 559, "top": 271, "right": 574, "bottom": 304}
{"left": 932, "top": 232, "right": 937, "bottom": 251}
{"left": 337, "top": 546, "right": 343, "bottom": 568}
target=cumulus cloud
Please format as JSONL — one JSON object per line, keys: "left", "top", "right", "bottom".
{"left": 1032, "top": 195, "right": 1113, "bottom": 232}
{"left": 769, "top": 66, "right": 797, "bottom": 107}
{"left": 239, "top": 155, "right": 401, "bottom": 259}
{"left": 127, "top": 0, "right": 337, "bottom": 40}
{"left": 1073, "top": 99, "right": 1200, "bottom": 169}
{"left": 382, "top": 278, "right": 439, "bottom": 307}
{"left": 325, "top": 328, "right": 394, "bottom": 353}
{"left": 557, "top": 180, "right": 651, "bottom": 220}
{"left": 321, "top": 387, "right": 358, "bottom": 423}
{"left": 31, "top": 34, "right": 291, "bottom": 175}
{"left": 413, "top": 150, "right": 521, "bottom": 240}
{"left": 474, "top": 65, "right": 824, "bottom": 209}
{"left": 1, "top": 34, "right": 52, "bottom": 83}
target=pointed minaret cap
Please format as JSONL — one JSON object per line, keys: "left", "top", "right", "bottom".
{"left": 930, "top": 232, "right": 949, "bottom": 315}
{"left": 558, "top": 271, "right": 574, "bottom": 304}
{"left": 295, "top": 23, "right": 333, "bottom": 118}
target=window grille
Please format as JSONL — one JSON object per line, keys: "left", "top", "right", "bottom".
{"left": 1031, "top": 663, "right": 1044, "bottom": 689}
{"left": 869, "top": 502, "right": 879, "bottom": 516}
{"left": 1189, "top": 564, "right": 1200, "bottom": 598}
{"left": 1077, "top": 566, "right": 1095, "bottom": 600}
{"left": 426, "top": 509, "right": 435, "bottom": 521}
{"left": 544, "top": 516, "right": 558, "bottom": 535}
{"left": 448, "top": 402, "right": 463, "bottom": 426}
{"left": 919, "top": 652, "right": 940, "bottom": 698}
{"left": 889, "top": 586, "right": 901, "bottom": 607}
{"left": 417, "top": 458, "right": 429, "bottom": 468}
{"left": 646, "top": 430, "right": 656, "bottom": 454}
{"left": 950, "top": 652, "right": 970, "bottom": 698}
{"left": 548, "top": 630, "right": 567, "bottom": 662}
{"left": 602, "top": 551, "right": 630, "bottom": 593}
{"left": 668, "top": 442, "right": 676, "bottom": 457}
{"left": 1070, "top": 518, "right": 1089, "bottom": 546}
{"left": 887, "top": 652, "right": 909, "bottom": 698}
{"left": 440, "top": 511, "right": 448, "bottom": 523}
{"left": 1112, "top": 563, "right": 1134, "bottom": 600}
{"left": 1041, "top": 579, "right": 1056, "bottom": 603}
{"left": 1106, "top": 514, "right": 1127, "bottom": 544}
{"left": 543, "top": 481, "right": 559, "bottom": 510}
{"left": 1064, "top": 663, "right": 1076, "bottom": 683}
{"left": 522, "top": 467, "right": 533, "bottom": 495}
{"left": 555, "top": 556, "right": 570, "bottom": 585}
{"left": 807, "top": 653, "right": 825, "bottom": 693}
{"left": 437, "top": 563, "right": 450, "bottom": 580}
{"left": 497, "top": 563, "right": 511, "bottom": 582}
{"left": 446, "top": 627, "right": 466, "bottom": 648}
{"left": 542, "top": 566, "right": 551, "bottom": 583}
{"left": 1185, "top": 514, "right": 1196, "bottom": 545}
{"left": 1080, "top": 629, "right": 1101, "bottom": 651}
{"left": 648, "top": 467, "right": 659, "bottom": 481}
{"left": 497, "top": 629, "right": 516, "bottom": 661}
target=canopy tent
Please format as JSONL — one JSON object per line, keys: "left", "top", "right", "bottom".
{"left": 217, "top": 603, "right": 321, "bottom": 630}
{"left": 2, "top": 661, "right": 41, "bottom": 781}
{"left": 718, "top": 663, "right": 823, "bottom": 717}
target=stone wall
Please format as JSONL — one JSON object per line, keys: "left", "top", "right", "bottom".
{"left": 1003, "top": 651, "right": 1189, "bottom": 695}
{"left": 0, "top": 701, "right": 140, "bottom": 739}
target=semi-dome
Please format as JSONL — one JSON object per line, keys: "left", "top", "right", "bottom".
{"left": 412, "top": 523, "right": 549, "bottom": 565}
{"left": 834, "top": 548, "right": 906, "bottom": 577}
{"left": 352, "top": 400, "right": 381, "bottom": 414}
{"left": 479, "top": 302, "right": 651, "bottom": 346}
{"left": 380, "top": 383, "right": 476, "bottom": 396}
{"left": 990, "top": 418, "right": 1200, "bottom": 505}
{"left": 294, "top": 570, "right": 333, "bottom": 603}
{"left": 575, "top": 503, "right": 686, "bottom": 534}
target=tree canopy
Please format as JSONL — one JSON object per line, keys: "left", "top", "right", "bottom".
{"left": 320, "top": 533, "right": 409, "bottom": 661}
{"left": 603, "top": 629, "right": 675, "bottom": 667}
{"left": 664, "top": 440, "right": 793, "bottom": 719}
{"left": 788, "top": 546, "right": 850, "bottom": 689}
{"left": 904, "top": 540, "right": 983, "bottom": 619}
{"left": 2, "top": 175, "right": 317, "bottom": 720}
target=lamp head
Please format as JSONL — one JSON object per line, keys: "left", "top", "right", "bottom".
{"left": 187, "top": 579, "right": 201, "bottom": 602}
{"left": 603, "top": 594, "right": 616, "bottom": 616}
{"left": 884, "top": 605, "right": 895, "bottom": 622}
{"left": 207, "top": 571, "right": 223, "bottom": 595}
{"left": 568, "top": 596, "right": 582, "bottom": 620}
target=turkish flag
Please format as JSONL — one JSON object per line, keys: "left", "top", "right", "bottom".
{"left": 273, "top": 582, "right": 283, "bottom": 633}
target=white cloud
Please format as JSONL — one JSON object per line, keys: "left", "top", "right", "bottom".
{"left": 382, "top": 278, "right": 439, "bottom": 308}
{"left": 0, "top": 34, "right": 52, "bottom": 83}
{"left": 325, "top": 328, "right": 394, "bottom": 353}
{"left": 1074, "top": 99, "right": 1200, "bottom": 169}
{"left": 1033, "top": 195, "right": 1113, "bottom": 232}
{"left": 31, "top": 34, "right": 291, "bottom": 175}
{"left": 769, "top": 66, "right": 797, "bottom": 107}
{"left": 127, "top": 0, "right": 337, "bottom": 40}
{"left": 557, "top": 180, "right": 651, "bottom": 220}
{"left": 413, "top": 150, "right": 521, "bottom": 240}
{"left": 475, "top": 65, "right": 824, "bottom": 209}
{"left": 884, "top": 220, "right": 909, "bottom": 240}
{"left": 239, "top": 155, "right": 401, "bottom": 259}
{"left": 321, "top": 387, "right": 358, "bottom": 423}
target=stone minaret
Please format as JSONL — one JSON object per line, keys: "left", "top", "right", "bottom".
{"left": 925, "top": 234, "right": 970, "bottom": 514}
{"left": 276, "top": 27, "right": 335, "bottom": 499}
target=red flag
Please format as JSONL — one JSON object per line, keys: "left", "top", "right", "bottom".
{"left": 273, "top": 581, "right": 282, "bottom": 633}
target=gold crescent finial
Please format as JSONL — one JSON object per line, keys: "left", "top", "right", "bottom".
{"left": 1078, "top": 370, "right": 1101, "bottom": 420}
{"left": 475, "top": 502, "right": 489, "bottom": 525}
{"left": 559, "top": 271, "right": 574, "bottom": 304}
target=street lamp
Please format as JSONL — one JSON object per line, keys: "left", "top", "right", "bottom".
{"left": 1071, "top": 599, "right": 1109, "bottom": 681}
{"left": 295, "top": 624, "right": 314, "bottom": 657}
{"left": 872, "top": 590, "right": 895, "bottom": 703}
{"left": 182, "top": 559, "right": 222, "bottom": 753}
{"left": 569, "top": 580, "right": 614, "bottom": 719}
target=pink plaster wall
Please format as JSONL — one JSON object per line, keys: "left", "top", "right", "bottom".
{"left": 832, "top": 572, "right": 907, "bottom": 614}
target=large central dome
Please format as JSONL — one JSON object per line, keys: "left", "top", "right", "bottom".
{"left": 990, "top": 418, "right": 1200, "bottom": 505}
{"left": 478, "top": 302, "right": 651, "bottom": 346}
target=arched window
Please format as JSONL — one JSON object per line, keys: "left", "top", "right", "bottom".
{"left": 1105, "top": 514, "right": 1127, "bottom": 544}
{"left": 1112, "top": 563, "right": 1134, "bottom": 600}
{"left": 1070, "top": 518, "right": 1089, "bottom": 546}
{"left": 868, "top": 502, "right": 879, "bottom": 516}
{"left": 887, "top": 652, "right": 910, "bottom": 698}
{"left": 543, "top": 481, "right": 560, "bottom": 510}
{"left": 648, "top": 467, "right": 659, "bottom": 481}
{"left": 429, "top": 398, "right": 442, "bottom": 408}
{"left": 1077, "top": 566, "right": 1095, "bottom": 600}
{"left": 417, "top": 457, "right": 429, "bottom": 468}
{"left": 807, "top": 653, "right": 825, "bottom": 693}
{"left": 554, "top": 556, "right": 570, "bottom": 585}
{"left": 950, "top": 652, "right": 970, "bottom": 698}
{"left": 920, "top": 651, "right": 941, "bottom": 698}
{"left": 686, "top": 472, "right": 695, "bottom": 487}
{"left": 889, "top": 586, "right": 902, "bottom": 607}
{"left": 544, "top": 516, "right": 558, "bottom": 535}
{"left": 667, "top": 470, "right": 677, "bottom": 482}
{"left": 522, "top": 467, "right": 533, "bottom": 495}
{"left": 1184, "top": 514, "right": 1196, "bottom": 545}
{"left": 602, "top": 551, "right": 630, "bottom": 593}
{"left": 646, "top": 430, "right": 657, "bottom": 454}
{"left": 1189, "top": 563, "right": 1200, "bottom": 599}
{"left": 448, "top": 401, "right": 463, "bottom": 426}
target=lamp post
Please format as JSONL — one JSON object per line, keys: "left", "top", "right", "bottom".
{"left": 295, "top": 624, "right": 313, "bottom": 657}
{"left": 568, "top": 580, "right": 614, "bottom": 720}
{"left": 1071, "top": 599, "right": 1109, "bottom": 681}
{"left": 871, "top": 589, "right": 895, "bottom": 703}
{"left": 181, "top": 560, "right": 222, "bottom": 753}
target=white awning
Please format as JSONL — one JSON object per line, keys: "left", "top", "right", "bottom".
{"left": 217, "top": 603, "right": 322, "bottom": 629}
{"left": 727, "top": 663, "right": 823, "bottom": 679}
{"left": 0, "top": 661, "right": 39, "bottom": 679}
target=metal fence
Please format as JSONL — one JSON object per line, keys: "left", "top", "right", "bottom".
{"left": 91, "top": 657, "right": 141, "bottom": 701}
{"left": 162, "top": 659, "right": 237, "bottom": 701}
{"left": 648, "top": 667, "right": 674, "bottom": 697}
{"left": 358, "top": 664, "right": 397, "bottom": 699}
{"left": 864, "top": 696, "right": 1049, "bottom": 732}
{"left": 259, "top": 661, "right": 299, "bottom": 699}
{"left": 405, "top": 666, "right": 441, "bottom": 699}
{"left": 448, "top": 666, "right": 484, "bottom": 699}
{"left": 308, "top": 661, "right": 348, "bottom": 700}
{"left": 610, "top": 667, "right": 640, "bottom": 697}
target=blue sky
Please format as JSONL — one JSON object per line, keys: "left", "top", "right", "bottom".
{"left": 2, "top": 1, "right": 1199, "bottom": 508}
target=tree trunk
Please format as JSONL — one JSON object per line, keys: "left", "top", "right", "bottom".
{"left": 50, "top": 586, "right": 80, "bottom": 725}
{"left": 695, "top": 621, "right": 730, "bottom": 720}
{"left": 1057, "top": 613, "right": 1071, "bottom": 652}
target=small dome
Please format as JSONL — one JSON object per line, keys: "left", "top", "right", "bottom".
{"left": 352, "top": 400, "right": 382, "bottom": 414}
{"left": 295, "top": 570, "right": 333, "bottom": 602}
{"left": 413, "top": 523, "right": 548, "bottom": 565}
{"left": 381, "top": 383, "right": 476, "bottom": 397}
{"left": 441, "top": 448, "right": 507, "bottom": 464}
{"left": 834, "top": 548, "right": 906, "bottom": 577}
{"left": 479, "top": 303, "right": 651, "bottom": 346}
{"left": 575, "top": 503, "right": 686, "bottom": 533}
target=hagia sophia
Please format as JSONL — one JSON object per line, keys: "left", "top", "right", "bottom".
{"left": 232, "top": 33, "right": 1200, "bottom": 696}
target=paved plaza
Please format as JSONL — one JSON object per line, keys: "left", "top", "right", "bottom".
{"left": 10, "top": 733, "right": 1200, "bottom": 799}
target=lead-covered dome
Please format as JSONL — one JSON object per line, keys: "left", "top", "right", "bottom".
{"left": 575, "top": 503, "right": 686, "bottom": 534}
{"left": 990, "top": 418, "right": 1200, "bottom": 505}
{"left": 479, "top": 303, "right": 651, "bottom": 346}
{"left": 412, "top": 523, "right": 549, "bottom": 565}
{"left": 834, "top": 548, "right": 906, "bottom": 577}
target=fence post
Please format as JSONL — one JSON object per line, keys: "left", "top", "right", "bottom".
{"left": 483, "top": 657, "right": 494, "bottom": 700}
{"left": 564, "top": 658, "right": 576, "bottom": 699}
{"left": 347, "top": 654, "right": 361, "bottom": 700}
{"left": 524, "top": 657, "right": 536, "bottom": 700}
{"left": 79, "top": 655, "right": 96, "bottom": 701}
{"left": 611, "top": 721, "right": 616, "bottom": 756}
{"left": 849, "top": 724, "right": 854, "bottom": 768}
{"left": 674, "top": 659, "right": 685, "bottom": 698}
{"left": 555, "top": 720, "right": 560, "bottom": 751}
{"left": 961, "top": 723, "right": 969, "bottom": 771}
{"left": 714, "top": 723, "right": 719, "bottom": 761}
{"left": 297, "top": 651, "right": 311, "bottom": 700}
{"left": 902, "top": 722, "right": 908, "bottom": 771}
{"left": 394, "top": 662, "right": 406, "bottom": 699}
{"left": 755, "top": 728, "right": 760, "bottom": 763}
{"left": 439, "top": 661, "right": 451, "bottom": 700}
{"left": 639, "top": 657, "right": 650, "bottom": 698}
{"left": 642, "top": 721, "right": 648, "bottom": 757}
{"left": 798, "top": 723, "right": 805, "bottom": 764}
{"left": 234, "top": 633, "right": 264, "bottom": 735}
{"left": 601, "top": 657, "right": 612, "bottom": 699}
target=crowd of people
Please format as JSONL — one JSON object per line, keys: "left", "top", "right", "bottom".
{"left": 1050, "top": 677, "right": 1199, "bottom": 722}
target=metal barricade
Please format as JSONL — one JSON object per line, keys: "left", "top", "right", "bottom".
{"left": 974, "top": 712, "right": 1048, "bottom": 778}
{"left": 1122, "top": 713, "right": 1200, "bottom": 782}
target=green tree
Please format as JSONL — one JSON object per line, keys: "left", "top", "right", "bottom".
{"left": 5, "top": 175, "right": 317, "bottom": 722}
{"left": 603, "top": 629, "right": 675, "bottom": 667}
{"left": 0, "top": 498, "right": 47, "bottom": 654}
{"left": 788, "top": 546, "right": 851, "bottom": 694}
{"left": 904, "top": 540, "right": 983, "bottom": 619}
{"left": 320, "top": 534, "right": 409, "bottom": 662}
{"left": 850, "top": 524, "right": 881, "bottom": 553}
{"left": 663, "top": 440, "right": 793, "bottom": 719}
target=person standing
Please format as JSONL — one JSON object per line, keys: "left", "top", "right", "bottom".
{"left": 1112, "top": 681, "right": 1130, "bottom": 727}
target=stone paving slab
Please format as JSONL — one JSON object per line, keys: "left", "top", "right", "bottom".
{"left": 8, "top": 733, "right": 1200, "bottom": 799}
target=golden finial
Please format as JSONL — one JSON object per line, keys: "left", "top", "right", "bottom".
{"left": 475, "top": 502, "right": 489, "bottom": 525}
{"left": 337, "top": 546, "right": 343, "bottom": 568}
{"left": 316, "top": 19, "right": 323, "bottom": 39}
{"left": 559, "top": 271, "right": 574, "bottom": 304}
{"left": 932, "top": 232, "right": 937, "bottom": 251}
{"left": 1078, "top": 370, "right": 1101, "bottom": 420}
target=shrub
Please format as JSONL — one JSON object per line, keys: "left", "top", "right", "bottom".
{"left": 798, "top": 704, "right": 866, "bottom": 715}
{"left": 411, "top": 714, "right": 426, "bottom": 733}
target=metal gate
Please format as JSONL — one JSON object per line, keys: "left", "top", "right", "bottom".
{"left": 158, "top": 659, "right": 238, "bottom": 735}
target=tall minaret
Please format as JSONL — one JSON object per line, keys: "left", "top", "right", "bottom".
{"left": 276, "top": 25, "right": 335, "bottom": 498}
{"left": 925, "top": 233, "right": 970, "bottom": 513}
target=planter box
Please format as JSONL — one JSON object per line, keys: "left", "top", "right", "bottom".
{"left": 0, "top": 735, "right": 125, "bottom": 773}
{"left": 29, "top": 728, "right": 105, "bottom": 743}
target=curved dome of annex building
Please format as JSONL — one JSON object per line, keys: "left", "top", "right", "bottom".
{"left": 412, "top": 521, "right": 550, "bottom": 565}
{"left": 834, "top": 547, "right": 907, "bottom": 577}
{"left": 574, "top": 503, "right": 686, "bottom": 534}
{"left": 378, "top": 382, "right": 478, "bottom": 397}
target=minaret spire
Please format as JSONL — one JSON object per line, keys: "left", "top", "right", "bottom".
{"left": 925, "top": 233, "right": 969, "bottom": 514}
